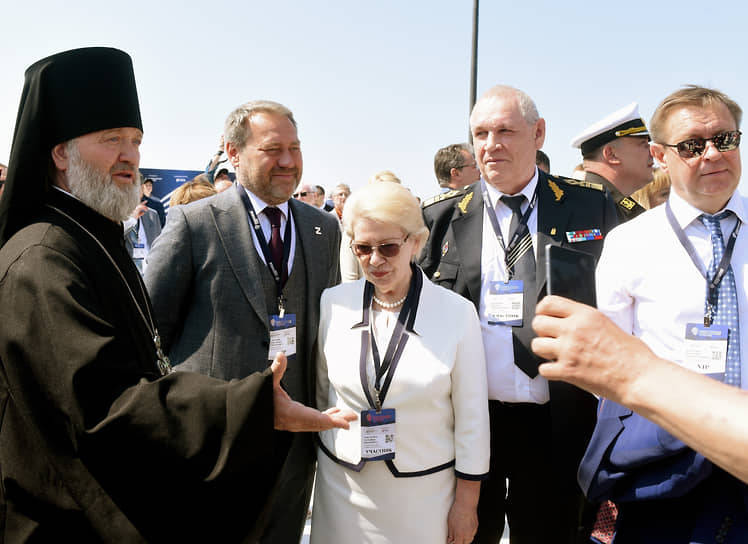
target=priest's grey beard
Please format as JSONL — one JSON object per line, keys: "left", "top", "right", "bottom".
{"left": 65, "top": 141, "right": 141, "bottom": 222}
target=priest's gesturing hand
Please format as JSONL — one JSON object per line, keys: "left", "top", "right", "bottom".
{"left": 271, "top": 352, "right": 357, "bottom": 432}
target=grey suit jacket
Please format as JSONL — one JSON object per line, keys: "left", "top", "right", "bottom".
{"left": 124, "top": 207, "right": 161, "bottom": 256}
{"left": 144, "top": 186, "right": 341, "bottom": 404}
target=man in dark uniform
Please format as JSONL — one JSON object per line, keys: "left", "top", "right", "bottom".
{"left": 419, "top": 85, "right": 619, "bottom": 543}
{"left": 0, "top": 47, "right": 353, "bottom": 542}
{"left": 142, "top": 177, "right": 166, "bottom": 226}
{"left": 571, "top": 102, "right": 654, "bottom": 222}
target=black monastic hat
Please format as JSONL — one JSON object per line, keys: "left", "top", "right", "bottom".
{"left": 0, "top": 47, "right": 143, "bottom": 246}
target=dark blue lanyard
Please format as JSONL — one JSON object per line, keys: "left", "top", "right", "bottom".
{"left": 355, "top": 266, "right": 422, "bottom": 411}
{"left": 665, "top": 200, "right": 741, "bottom": 326}
{"left": 236, "top": 184, "right": 292, "bottom": 305}
{"left": 481, "top": 179, "right": 538, "bottom": 256}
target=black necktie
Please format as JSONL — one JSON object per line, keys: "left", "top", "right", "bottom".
{"left": 500, "top": 195, "right": 535, "bottom": 281}
{"left": 500, "top": 194, "right": 538, "bottom": 377}
{"left": 264, "top": 207, "right": 287, "bottom": 286}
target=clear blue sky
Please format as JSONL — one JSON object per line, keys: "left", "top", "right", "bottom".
{"left": 2, "top": 1, "right": 747, "bottom": 199}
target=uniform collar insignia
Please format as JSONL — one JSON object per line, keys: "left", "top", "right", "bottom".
{"left": 619, "top": 197, "right": 637, "bottom": 210}
{"left": 547, "top": 179, "right": 564, "bottom": 202}
{"left": 457, "top": 191, "right": 473, "bottom": 214}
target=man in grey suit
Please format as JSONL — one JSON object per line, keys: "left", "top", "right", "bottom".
{"left": 124, "top": 181, "right": 162, "bottom": 274}
{"left": 145, "top": 100, "right": 341, "bottom": 544}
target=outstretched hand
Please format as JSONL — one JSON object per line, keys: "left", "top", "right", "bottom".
{"left": 271, "top": 352, "right": 357, "bottom": 432}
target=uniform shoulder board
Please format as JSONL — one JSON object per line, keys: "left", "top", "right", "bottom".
{"left": 557, "top": 176, "right": 605, "bottom": 192}
{"left": 421, "top": 188, "right": 464, "bottom": 208}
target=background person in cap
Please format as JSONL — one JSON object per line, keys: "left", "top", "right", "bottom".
{"left": 124, "top": 174, "right": 163, "bottom": 275}
{"left": 214, "top": 167, "right": 234, "bottom": 192}
{"left": 204, "top": 133, "right": 228, "bottom": 183}
{"left": 0, "top": 47, "right": 354, "bottom": 542}
{"left": 141, "top": 177, "right": 166, "bottom": 226}
{"left": 571, "top": 102, "right": 654, "bottom": 222}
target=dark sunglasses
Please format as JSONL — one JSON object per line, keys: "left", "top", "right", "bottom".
{"left": 456, "top": 162, "right": 477, "bottom": 169}
{"left": 292, "top": 191, "right": 308, "bottom": 198}
{"left": 350, "top": 235, "right": 409, "bottom": 258}
{"left": 664, "top": 130, "right": 741, "bottom": 159}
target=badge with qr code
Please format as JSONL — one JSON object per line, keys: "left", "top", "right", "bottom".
{"left": 683, "top": 323, "right": 728, "bottom": 377}
{"left": 360, "top": 408, "right": 396, "bottom": 460}
{"left": 486, "top": 280, "right": 524, "bottom": 326}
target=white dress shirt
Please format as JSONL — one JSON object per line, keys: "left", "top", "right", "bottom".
{"left": 479, "top": 168, "right": 550, "bottom": 403}
{"left": 243, "top": 187, "right": 296, "bottom": 274}
{"left": 596, "top": 189, "right": 748, "bottom": 390}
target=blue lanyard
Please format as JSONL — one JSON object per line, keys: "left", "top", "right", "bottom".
{"left": 665, "top": 200, "right": 741, "bottom": 326}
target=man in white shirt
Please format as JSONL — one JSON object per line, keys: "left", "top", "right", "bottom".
{"left": 579, "top": 85, "right": 748, "bottom": 543}
{"left": 420, "top": 85, "right": 619, "bottom": 544}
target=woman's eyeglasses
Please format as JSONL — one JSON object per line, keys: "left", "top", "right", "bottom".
{"left": 663, "top": 130, "right": 741, "bottom": 159}
{"left": 350, "top": 235, "right": 409, "bottom": 258}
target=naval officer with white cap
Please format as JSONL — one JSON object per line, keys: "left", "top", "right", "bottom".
{"left": 572, "top": 102, "right": 654, "bottom": 222}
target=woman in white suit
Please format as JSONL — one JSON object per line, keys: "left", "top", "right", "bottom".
{"left": 311, "top": 181, "right": 490, "bottom": 544}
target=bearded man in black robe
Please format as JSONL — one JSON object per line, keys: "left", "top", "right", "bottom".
{"left": 0, "top": 47, "right": 353, "bottom": 543}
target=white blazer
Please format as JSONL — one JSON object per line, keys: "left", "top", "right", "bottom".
{"left": 316, "top": 270, "right": 490, "bottom": 478}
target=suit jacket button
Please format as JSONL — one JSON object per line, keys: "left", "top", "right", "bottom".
{"left": 433, "top": 271, "right": 441, "bottom": 279}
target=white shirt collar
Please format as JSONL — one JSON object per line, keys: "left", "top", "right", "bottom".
{"left": 667, "top": 188, "right": 746, "bottom": 229}
{"left": 484, "top": 167, "right": 539, "bottom": 210}
{"left": 242, "top": 186, "right": 290, "bottom": 219}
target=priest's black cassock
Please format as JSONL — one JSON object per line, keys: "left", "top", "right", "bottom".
{"left": 0, "top": 47, "right": 290, "bottom": 542}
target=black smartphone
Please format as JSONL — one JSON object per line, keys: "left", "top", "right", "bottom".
{"left": 545, "top": 244, "right": 597, "bottom": 307}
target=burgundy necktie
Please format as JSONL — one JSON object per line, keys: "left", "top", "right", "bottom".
{"left": 590, "top": 497, "right": 618, "bottom": 543}
{"left": 263, "top": 207, "right": 287, "bottom": 286}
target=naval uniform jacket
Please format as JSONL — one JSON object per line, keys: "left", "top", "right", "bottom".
{"left": 584, "top": 171, "right": 646, "bottom": 223}
{"left": 418, "top": 170, "right": 620, "bottom": 488}
{"left": 0, "top": 189, "right": 288, "bottom": 542}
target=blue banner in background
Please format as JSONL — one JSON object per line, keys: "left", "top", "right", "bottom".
{"left": 140, "top": 168, "right": 202, "bottom": 212}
